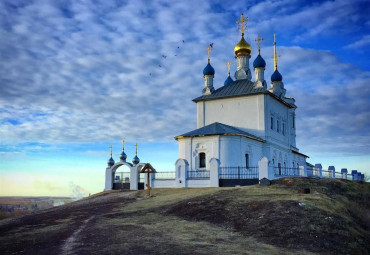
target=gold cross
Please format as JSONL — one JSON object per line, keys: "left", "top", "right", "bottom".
{"left": 122, "top": 139, "right": 125, "bottom": 151}
{"left": 206, "top": 46, "right": 212, "bottom": 63}
{"left": 255, "top": 35, "right": 263, "bottom": 55}
{"left": 236, "top": 13, "right": 248, "bottom": 35}
{"left": 110, "top": 145, "right": 113, "bottom": 157}
{"left": 226, "top": 61, "right": 232, "bottom": 76}
{"left": 135, "top": 143, "right": 138, "bottom": 155}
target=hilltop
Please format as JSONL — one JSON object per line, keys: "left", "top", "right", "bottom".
{"left": 0, "top": 178, "right": 369, "bottom": 255}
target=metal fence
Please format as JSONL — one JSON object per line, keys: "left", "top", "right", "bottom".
{"left": 219, "top": 166, "right": 259, "bottom": 179}
{"left": 152, "top": 171, "right": 176, "bottom": 180}
{"left": 187, "top": 170, "right": 210, "bottom": 179}
{"left": 274, "top": 167, "right": 300, "bottom": 177}
{"left": 114, "top": 172, "right": 130, "bottom": 183}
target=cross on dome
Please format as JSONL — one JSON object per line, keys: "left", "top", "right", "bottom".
{"left": 206, "top": 45, "right": 212, "bottom": 63}
{"left": 255, "top": 35, "right": 263, "bottom": 55}
{"left": 236, "top": 13, "right": 248, "bottom": 35}
{"left": 226, "top": 61, "right": 232, "bottom": 76}
{"left": 110, "top": 145, "right": 113, "bottom": 157}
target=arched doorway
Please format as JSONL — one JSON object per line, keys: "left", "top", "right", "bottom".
{"left": 114, "top": 164, "right": 131, "bottom": 190}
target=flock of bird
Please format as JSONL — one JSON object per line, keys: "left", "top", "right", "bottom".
{"left": 149, "top": 40, "right": 214, "bottom": 76}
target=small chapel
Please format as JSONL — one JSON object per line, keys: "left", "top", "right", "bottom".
{"left": 104, "top": 14, "right": 311, "bottom": 191}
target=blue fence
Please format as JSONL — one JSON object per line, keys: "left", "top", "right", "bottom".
{"left": 187, "top": 170, "right": 210, "bottom": 179}
{"left": 274, "top": 167, "right": 300, "bottom": 177}
{"left": 219, "top": 167, "right": 259, "bottom": 179}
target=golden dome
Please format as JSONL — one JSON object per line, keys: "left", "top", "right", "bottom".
{"left": 234, "top": 35, "right": 251, "bottom": 57}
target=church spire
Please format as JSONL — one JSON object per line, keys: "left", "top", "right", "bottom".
{"left": 119, "top": 139, "right": 127, "bottom": 162}
{"left": 132, "top": 143, "right": 140, "bottom": 165}
{"left": 107, "top": 145, "right": 115, "bottom": 167}
{"left": 253, "top": 35, "right": 266, "bottom": 88}
{"left": 271, "top": 33, "right": 282, "bottom": 83}
{"left": 234, "top": 14, "right": 252, "bottom": 80}
{"left": 202, "top": 44, "right": 215, "bottom": 95}
{"left": 224, "top": 61, "right": 233, "bottom": 86}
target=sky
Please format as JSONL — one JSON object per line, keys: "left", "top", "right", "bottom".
{"left": 0, "top": 0, "right": 369, "bottom": 196}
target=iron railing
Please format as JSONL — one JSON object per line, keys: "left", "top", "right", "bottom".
{"left": 219, "top": 166, "right": 259, "bottom": 179}
{"left": 187, "top": 170, "right": 210, "bottom": 179}
{"left": 152, "top": 171, "right": 176, "bottom": 180}
{"left": 274, "top": 167, "right": 300, "bottom": 177}
{"left": 114, "top": 172, "right": 130, "bottom": 183}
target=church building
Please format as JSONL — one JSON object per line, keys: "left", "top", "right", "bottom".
{"left": 174, "top": 14, "right": 308, "bottom": 184}
{"left": 105, "top": 14, "right": 311, "bottom": 190}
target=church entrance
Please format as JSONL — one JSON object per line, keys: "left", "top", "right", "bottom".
{"left": 113, "top": 165, "right": 131, "bottom": 190}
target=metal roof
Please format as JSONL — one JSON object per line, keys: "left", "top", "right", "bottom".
{"left": 175, "top": 122, "right": 265, "bottom": 142}
{"left": 193, "top": 79, "right": 296, "bottom": 108}
{"left": 292, "top": 150, "right": 309, "bottom": 158}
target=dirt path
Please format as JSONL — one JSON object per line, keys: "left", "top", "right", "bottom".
{"left": 61, "top": 216, "right": 95, "bottom": 255}
{"left": 0, "top": 191, "right": 138, "bottom": 255}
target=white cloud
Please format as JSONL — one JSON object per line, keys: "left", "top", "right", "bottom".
{"left": 0, "top": 0, "right": 369, "bottom": 159}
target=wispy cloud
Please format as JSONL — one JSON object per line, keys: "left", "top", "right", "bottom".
{"left": 344, "top": 35, "right": 370, "bottom": 50}
{"left": 0, "top": 0, "right": 369, "bottom": 160}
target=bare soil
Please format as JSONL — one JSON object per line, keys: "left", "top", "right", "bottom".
{"left": 0, "top": 178, "right": 369, "bottom": 255}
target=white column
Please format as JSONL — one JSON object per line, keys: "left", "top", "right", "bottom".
{"left": 105, "top": 167, "right": 113, "bottom": 191}
{"left": 258, "top": 157, "right": 274, "bottom": 180}
{"left": 341, "top": 168, "right": 348, "bottom": 179}
{"left": 328, "top": 166, "right": 335, "bottom": 179}
{"left": 315, "top": 164, "right": 322, "bottom": 178}
{"left": 175, "top": 159, "right": 188, "bottom": 187}
{"left": 130, "top": 166, "right": 139, "bottom": 190}
{"left": 209, "top": 158, "right": 220, "bottom": 187}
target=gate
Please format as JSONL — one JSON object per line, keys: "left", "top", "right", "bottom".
{"left": 219, "top": 166, "right": 259, "bottom": 187}
{"left": 113, "top": 171, "right": 130, "bottom": 190}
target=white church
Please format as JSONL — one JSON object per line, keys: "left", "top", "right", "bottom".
{"left": 104, "top": 14, "right": 354, "bottom": 191}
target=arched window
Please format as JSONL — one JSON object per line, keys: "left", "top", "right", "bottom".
{"left": 245, "top": 153, "right": 249, "bottom": 168}
{"left": 282, "top": 123, "right": 285, "bottom": 135}
{"left": 278, "top": 163, "right": 282, "bottom": 175}
{"left": 199, "top": 152, "right": 206, "bottom": 168}
{"left": 277, "top": 120, "right": 280, "bottom": 133}
{"left": 271, "top": 117, "right": 274, "bottom": 130}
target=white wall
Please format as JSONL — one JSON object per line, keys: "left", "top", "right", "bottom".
{"left": 265, "top": 94, "right": 296, "bottom": 149}
{"left": 197, "top": 95, "right": 265, "bottom": 138}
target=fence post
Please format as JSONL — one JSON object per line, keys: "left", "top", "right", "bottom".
{"left": 341, "top": 168, "right": 347, "bottom": 179}
{"left": 315, "top": 164, "right": 322, "bottom": 178}
{"left": 299, "top": 165, "right": 306, "bottom": 177}
{"left": 175, "top": 159, "right": 188, "bottom": 187}
{"left": 258, "top": 157, "right": 273, "bottom": 180}
{"left": 328, "top": 166, "right": 335, "bottom": 179}
{"left": 130, "top": 166, "right": 139, "bottom": 190}
{"left": 357, "top": 172, "right": 362, "bottom": 181}
{"left": 209, "top": 158, "right": 220, "bottom": 187}
{"left": 105, "top": 166, "right": 113, "bottom": 191}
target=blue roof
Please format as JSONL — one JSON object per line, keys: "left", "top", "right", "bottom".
{"left": 193, "top": 79, "right": 265, "bottom": 102}
{"left": 224, "top": 76, "right": 233, "bottom": 86}
{"left": 175, "top": 122, "right": 265, "bottom": 142}
{"left": 193, "top": 78, "right": 295, "bottom": 108}
{"left": 253, "top": 54, "right": 266, "bottom": 68}
{"left": 203, "top": 63, "right": 215, "bottom": 76}
{"left": 271, "top": 69, "right": 283, "bottom": 82}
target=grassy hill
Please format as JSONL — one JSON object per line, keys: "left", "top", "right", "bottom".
{"left": 0, "top": 178, "right": 369, "bottom": 255}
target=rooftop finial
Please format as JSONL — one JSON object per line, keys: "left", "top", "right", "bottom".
{"left": 226, "top": 61, "right": 232, "bottom": 76}
{"left": 206, "top": 44, "right": 213, "bottom": 63}
{"left": 135, "top": 143, "right": 138, "bottom": 156}
{"left": 110, "top": 145, "right": 113, "bottom": 158}
{"left": 122, "top": 139, "right": 125, "bottom": 151}
{"left": 236, "top": 13, "right": 248, "bottom": 36}
{"left": 273, "top": 33, "right": 280, "bottom": 70}
{"left": 255, "top": 35, "right": 263, "bottom": 55}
